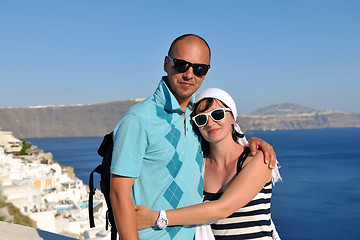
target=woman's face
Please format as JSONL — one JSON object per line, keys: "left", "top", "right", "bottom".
{"left": 194, "top": 99, "right": 235, "bottom": 144}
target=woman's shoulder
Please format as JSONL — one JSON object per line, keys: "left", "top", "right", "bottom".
{"left": 242, "top": 150, "right": 272, "bottom": 181}
{"left": 242, "top": 149, "right": 266, "bottom": 168}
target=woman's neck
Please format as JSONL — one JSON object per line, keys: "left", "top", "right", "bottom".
{"left": 204, "top": 137, "right": 245, "bottom": 193}
{"left": 207, "top": 137, "right": 244, "bottom": 165}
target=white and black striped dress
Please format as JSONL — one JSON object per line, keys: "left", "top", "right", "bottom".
{"left": 203, "top": 148, "right": 273, "bottom": 240}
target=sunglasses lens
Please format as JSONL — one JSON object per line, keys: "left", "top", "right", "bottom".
{"left": 194, "top": 115, "right": 207, "bottom": 127}
{"left": 174, "top": 60, "right": 190, "bottom": 73}
{"left": 193, "top": 65, "right": 209, "bottom": 77}
{"left": 211, "top": 109, "right": 225, "bottom": 121}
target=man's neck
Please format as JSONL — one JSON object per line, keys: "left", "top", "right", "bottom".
{"left": 176, "top": 97, "right": 191, "bottom": 112}
{"left": 163, "top": 77, "right": 192, "bottom": 112}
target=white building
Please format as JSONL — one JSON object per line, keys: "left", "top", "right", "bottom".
{"left": 0, "top": 132, "right": 109, "bottom": 239}
{"left": 0, "top": 130, "right": 22, "bottom": 153}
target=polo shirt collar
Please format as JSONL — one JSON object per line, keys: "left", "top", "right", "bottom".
{"left": 154, "top": 77, "right": 195, "bottom": 113}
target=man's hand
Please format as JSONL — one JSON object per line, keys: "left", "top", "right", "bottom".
{"left": 248, "top": 137, "right": 276, "bottom": 169}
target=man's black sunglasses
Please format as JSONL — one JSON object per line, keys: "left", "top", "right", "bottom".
{"left": 168, "top": 56, "right": 210, "bottom": 77}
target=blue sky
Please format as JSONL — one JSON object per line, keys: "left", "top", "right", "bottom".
{"left": 1, "top": 0, "right": 359, "bottom": 114}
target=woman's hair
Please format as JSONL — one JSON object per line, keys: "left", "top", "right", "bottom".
{"left": 191, "top": 98, "right": 245, "bottom": 156}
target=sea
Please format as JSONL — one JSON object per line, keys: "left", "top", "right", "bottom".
{"left": 26, "top": 127, "right": 360, "bottom": 240}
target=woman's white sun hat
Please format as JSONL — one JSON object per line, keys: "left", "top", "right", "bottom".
{"left": 195, "top": 87, "right": 248, "bottom": 146}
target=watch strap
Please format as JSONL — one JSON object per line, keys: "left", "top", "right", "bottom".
{"left": 156, "top": 210, "right": 168, "bottom": 229}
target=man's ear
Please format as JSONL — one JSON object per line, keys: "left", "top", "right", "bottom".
{"left": 202, "top": 72, "right": 208, "bottom": 80}
{"left": 164, "top": 56, "right": 168, "bottom": 73}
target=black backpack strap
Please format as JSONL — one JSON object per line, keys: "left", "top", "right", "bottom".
{"left": 111, "top": 227, "right": 117, "bottom": 240}
{"left": 88, "top": 131, "right": 117, "bottom": 237}
{"left": 98, "top": 132, "right": 114, "bottom": 157}
{"left": 98, "top": 132, "right": 117, "bottom": 239}
{"left": 88, "top": 164, "right": 102, "bottom": 228}
{"left": 88, "top": 131, "right": 113, "bottom": 228}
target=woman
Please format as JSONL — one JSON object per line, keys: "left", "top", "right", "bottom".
{"left": 135, "top": 88, "right": 281, "bottom": 239}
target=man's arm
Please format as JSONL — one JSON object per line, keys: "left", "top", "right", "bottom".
{"left": 110, "top": 174, "right": 139, "bottom": 240}
{"left": 247, "top": 137, "right": 276, "bottom": 169}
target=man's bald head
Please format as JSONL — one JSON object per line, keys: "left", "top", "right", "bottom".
{"left": 168, "top": 34, "right": 211, "bottom": 62}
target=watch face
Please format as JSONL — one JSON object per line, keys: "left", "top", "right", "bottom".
{"left": 157, "top": 218, "right": 168, "bottom": 229}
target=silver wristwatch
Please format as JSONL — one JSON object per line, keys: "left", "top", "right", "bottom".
{"left": 156, "top": 210, "right": 168, "bottom": 229}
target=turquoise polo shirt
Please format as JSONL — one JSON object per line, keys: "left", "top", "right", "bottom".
{"left": 110, "top": 77, "right": 204, "bottom": 240}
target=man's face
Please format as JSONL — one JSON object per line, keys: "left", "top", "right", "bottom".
{"left": 164, "top": 38, "right": 210, "bottom": 106}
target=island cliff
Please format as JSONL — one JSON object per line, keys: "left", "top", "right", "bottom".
{"left": 0, "top": 100, "right": 140, "bottom": 138}
{"left": 1, "top": 101, "right": 359, "bottom": 138}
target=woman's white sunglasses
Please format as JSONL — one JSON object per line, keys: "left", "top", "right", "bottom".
{"left": 192, "top": 108, "right": 231, "bottom": 127}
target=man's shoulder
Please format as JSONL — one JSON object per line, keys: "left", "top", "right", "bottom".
{"left": 125, "top": 96, "right": 155, "bottom": 116}
{"left": 125, "top": 94, "right": 170, "bottom": 118}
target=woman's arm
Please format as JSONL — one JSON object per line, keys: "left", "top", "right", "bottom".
{"left": 135, "top": 151, "right": 272, "bottom": 229}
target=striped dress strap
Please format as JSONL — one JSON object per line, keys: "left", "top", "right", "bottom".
{"left": 236, "top": 147, "right": 250, "bottom": 175}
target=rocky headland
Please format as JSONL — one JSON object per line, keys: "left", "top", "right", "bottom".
{"left": 240, "top": 103, "right": 360, "bottom": 130}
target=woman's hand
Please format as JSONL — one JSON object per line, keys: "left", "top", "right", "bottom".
{"left": 247, "top": 137, "right": 276, "bottom": 169}
{"left": 134, "top": 205, "right": 159, "bottom": 230}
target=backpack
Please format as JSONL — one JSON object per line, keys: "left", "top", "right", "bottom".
{"left": 88, "top": 131, "right": 117, "bottom": 240}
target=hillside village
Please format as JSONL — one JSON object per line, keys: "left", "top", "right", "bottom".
{"left": 0, "top": 129, "right": 110, "bottom": 240}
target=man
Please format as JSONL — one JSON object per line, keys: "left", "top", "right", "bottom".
{"left": 110, "top": 34, "right": 276, "bottom": 240}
